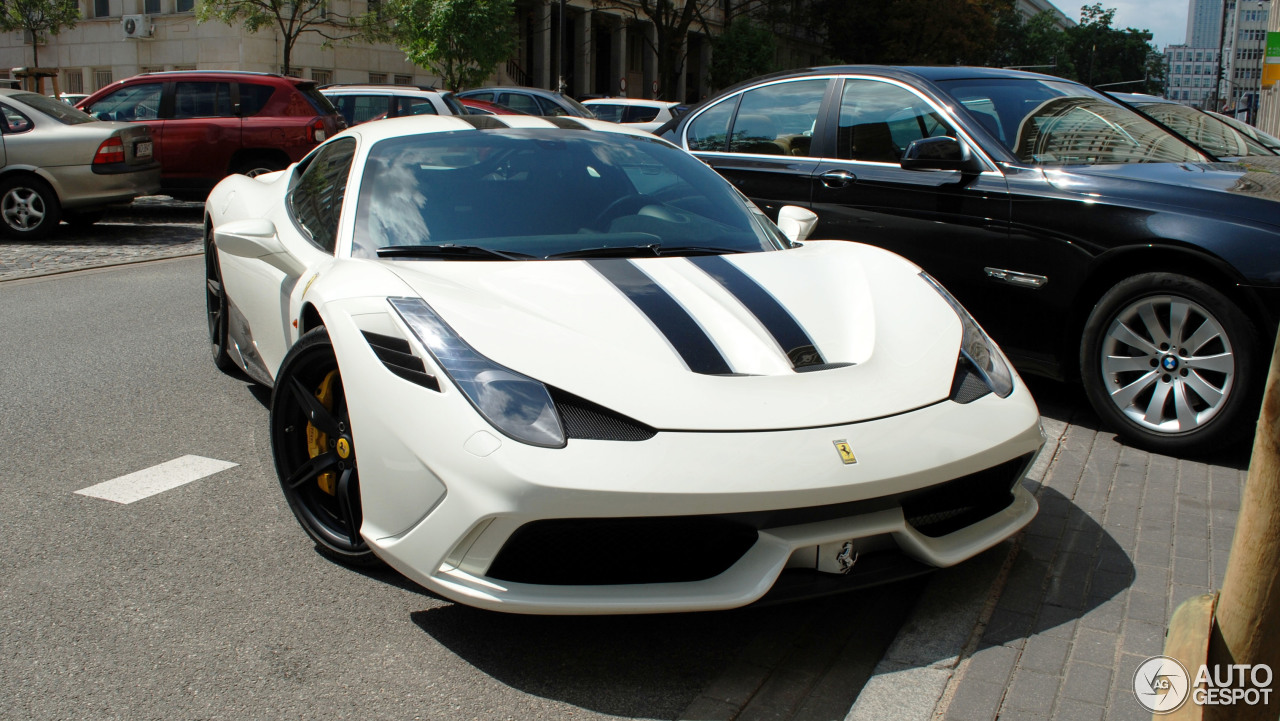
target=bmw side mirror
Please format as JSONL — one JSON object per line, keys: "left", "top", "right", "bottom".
{"left": 777, "top": 206, "right": 819, "bottom": 243}
{"left": 900, "top": 136, "right": 982, "bottom": 173}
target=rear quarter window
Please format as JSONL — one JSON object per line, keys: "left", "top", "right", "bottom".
{"left": 239, "top": 83, "right": 276, "bottom": 116}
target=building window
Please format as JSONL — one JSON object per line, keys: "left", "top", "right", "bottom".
{"left": 93, "top": 0, "right": 110, "bottom": 16}
{"left": 176, "top": 0, "right": 194, "bottom": 11}
{"left": 93, "top": 69, "right": 113, "bottom": 90}
{"left": 312, "top": 69, "right": 332, "bottom": 85}
{"left": 394, "top": 74, "right": 413, "bottom": 85}
{"left": 64, "top": 71, "right": 83, "bottom": 93}
{"left": 144, "top": 0, "right": 160, "bottom": 12}
{"left": 368, "top": 72, "right": 387, "bottom": 84}
{"left": 281, "top": 66, "right": 302, "bottom": 78}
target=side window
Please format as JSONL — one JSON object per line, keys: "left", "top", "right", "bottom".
{"left": 396, "top": 97, "right": 438, "bottom": 116}
{"left": 589, "top": 104, "right": 624, "bottom": 122}
{"left": 288, "top": 138, "right": 356, "bottom": 253}
{"left": 729, "top": 79, "right": 825, "bottom": 156}
{"left": 624, "top": 106, "right": 660, "bottom": 123}
{"left": 500, "top": 93, "right": 541, "bottom": 115}
{"left": 173, "top": 82, "right": 234, "bottom": 119}
{"left": 838, "top": 79, "right": 953, "bottom": 163}
{"left": 334, "top": 95, "right": 390, "bottom": 125}
{"left": 686, "top": 97, "right": 736, "bottom": 151}
{"left": 467, "top": 91, "right": 494, "bottom": 102}
{"left": 85, "top": 83, "right": 162, "bottom": 122}
{"left": 535, "top": 95, "right": 567, "bottom": 116}
{"left": 239, "top": 83, "right": 276, "bottom": 116}
{"left": 0, "top": 103, "right": 32, "bottom": 133}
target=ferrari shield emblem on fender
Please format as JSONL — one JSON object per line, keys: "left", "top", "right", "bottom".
{"left": 833, "top": 440, "right": 857, "bottom": 465}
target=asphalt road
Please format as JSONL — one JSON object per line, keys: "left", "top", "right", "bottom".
{"left": 0, "top": 253, "right": 919, "bottom": 720}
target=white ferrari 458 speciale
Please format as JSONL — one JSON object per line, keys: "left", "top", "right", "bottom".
{"left": 204, "top": 114, "right": 1044, "bottom": 614}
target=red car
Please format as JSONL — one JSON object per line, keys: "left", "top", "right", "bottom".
{"left": 79, "top": 71, "right": 344, "bottom": 200}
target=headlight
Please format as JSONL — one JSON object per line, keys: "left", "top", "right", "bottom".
{"left": 920, "top": 273, "right": 1014, "bottom": 398}
{"left": 388, "top": 297, "right": 566, "bottom": 448}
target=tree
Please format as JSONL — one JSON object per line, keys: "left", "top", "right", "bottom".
{"left": 0, "top": 0, "right": 80, "bottom": 68}
{"left": 375, "top": 0, "right": 515, "bottom": 92}
{"left": 1061, "top": 3, "right": 1159, "bottom": 91}
{"left": 197, "top": 0, "right": 359, "bottom": 76}
{"left": 590, "top": 0, "right": 775, "bottom": 100}
{"left": 708, "top": 17, "right": 774, "bottom": 88}
{"left": 811, "top": 0, "right": 1004, "bottom": 66}
{"left": 988, "top": 5, "right": 1071, "bottom": 75}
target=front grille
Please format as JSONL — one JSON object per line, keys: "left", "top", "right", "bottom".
{"left": 550, "top": 388, "right": 656, "bottom": 441}
{"left": 902, "top": 454, "right": 1033, "bottom": 537}
{"left": 485, "top": 516, "right": 759, "bottom": 585}
{"left": 950, "top": 357, "right": 992, "bottom": 404}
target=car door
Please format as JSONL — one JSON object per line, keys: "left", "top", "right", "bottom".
{"left": 163, "top": 81, "right": 241, "bottom": 187}
{"left": 807, "top": 76, "right": 1018, "bottom": 345}
{"left": 219, "top": 138, "right": 358, "bottom": 379}
{"left": 682, "top": 77, "right": 832, "bottom": 219}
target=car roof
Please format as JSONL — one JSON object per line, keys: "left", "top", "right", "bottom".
{"left": 459, "top": 86, "right": 567, "bottom": 99}
{"left": 582, "top": 98, "right": 677, "bottom": 108}
{"left": 712, "top": 64, "right": 1077, "bottom": 97}
{"left": 333, "top": 112, "right": 663, "bottom": 145}
{"left": 321, "top": 85, "right": 443, "bottom": 94}
{"left": 125, "top": 70, "right": 313, "bottom": 85}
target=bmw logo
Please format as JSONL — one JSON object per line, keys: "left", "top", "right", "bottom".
{"left": 1162, "top": 356, "right": 1179, "bottom": 371}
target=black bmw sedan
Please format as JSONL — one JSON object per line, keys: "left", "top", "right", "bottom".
{"left": 667, "top": 65, "right": 1280, "bottom": 454}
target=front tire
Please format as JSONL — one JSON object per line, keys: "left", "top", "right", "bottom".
{"left": 271, "top": 328, "right": 377, "bottom": 566}
{"left": 1080, "top": 272, "right": 1259, "bottom": 454}
{"left": 204, "top": 223, "right": 236, "bottom": 373}
{"left": 0, "top": 175, "right": 60, "bottom": 239}
{"left": 234, "top": 157, "right": 286, "bottom": 178}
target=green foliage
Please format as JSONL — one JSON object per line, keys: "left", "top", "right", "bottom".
{"left": 1062, "top": 3, "right": 1162, "bottom": 92}
{"left": 197, "top": 0, "right": 351, "bottom": 75}
{"left": 813, "top": 0, "right": 1006, "bottom": 65}
{"left": 377, "top": 0, "right": 515, "bottom": 92}
{"left": 0, "top": 0, "right": 80, "bottom": 66}
{"left": 989, "top": 7, "right": 1071, "bottom": 74}
{"left": 708, "top": 18, "right": 775, "bottom": 88}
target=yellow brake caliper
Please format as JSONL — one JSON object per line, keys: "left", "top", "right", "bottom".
{"left": 306, "top": 370, "right": 339, "bottom": 496}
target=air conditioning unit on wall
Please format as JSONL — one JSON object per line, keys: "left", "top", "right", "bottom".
{"left": 122, "top": 15, "right": 152, "bottom": 39}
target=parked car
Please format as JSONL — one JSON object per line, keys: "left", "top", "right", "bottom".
{"left": 458, "top": 97, "right": 529, "bottom": 116}
{"left": 1207, "top": 110, "right": 1280, "bottom": 152}
{"left": 78, "top": 71, "right": 344, "bottom": 200}
{"left": 0, "top": 89, "right": 159, "bottom": 239}
{"left": 58, "top": 93, "right": 90, "bottom": 106}
{"left": 320, "top": 85, "right": 465, "bottom": 126}
{"left": 203, "top": 114, "right": 1043, "bottom": 613}
{"left": 668, "top": 65, "right": 1280, "bottom": 453}
{"left": 456, "top": 86, "right": 596, "bottom": 118}
{"left": 582, "top": 97, "right": 680, "bottom": 132}
{"left": 1110, "top": 92, "right": 1276, "bottom": 158}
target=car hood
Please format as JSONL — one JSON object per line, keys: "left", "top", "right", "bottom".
{"left": 380, "top": 241, "right": 966, "bottom": 431}
{"left": 1039, "top": 157, "right": 1280, "bottom": 226}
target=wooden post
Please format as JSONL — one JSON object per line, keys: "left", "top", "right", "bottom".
{"left": 1202, "top": 329, "right": 1280, "bottom": 721}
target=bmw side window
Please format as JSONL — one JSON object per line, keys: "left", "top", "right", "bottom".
{"left": 288, "top": 138, "right": 356, "bottom": 254}
{"left": 86, "top": 83, "right": 162, "bottom": 122}
{"left": 837, "top": 79, "right": 953, "bottom": 163}
{"left": 0, "top": 104, "right": 31, "bottom": 133}
{"left": 173, "top": 82, "right": 234, "bottom": 119}
{"left": 686, "top": 97, "right": 736, "bottom": 151}
{"left": 729, "top": 79, "right": 825, "bottom": 156}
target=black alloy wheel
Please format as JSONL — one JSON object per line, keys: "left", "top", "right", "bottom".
{"left": 271, "top": 328, "right": 376, "bottom": 565}
{"left": 0, "top": 175, "right": 60, "bottom": 239}
{"left": 1080, "top": 272, "right": 1260, "bottom": 454}
{"left": 204, "top": 223, "right": 236, "bottom": 373}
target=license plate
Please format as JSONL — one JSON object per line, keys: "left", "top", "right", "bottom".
{"left": 135, "top": 141, "right": 153, "bottom": 158}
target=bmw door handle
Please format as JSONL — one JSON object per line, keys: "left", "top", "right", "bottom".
{"left": 820, "top": 169, "right": 855, "bottom": 188}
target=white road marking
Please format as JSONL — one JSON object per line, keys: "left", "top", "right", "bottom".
{"left": 76, "top": 455, "right": 239, "bottom": 504}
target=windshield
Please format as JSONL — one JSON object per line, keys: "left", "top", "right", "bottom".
{"left": 937, "top": 78, "right": 1206, "bottom": 165}
{"left": 14, "top": 92, "right": 95, "bottom": 124}
{"left": 352, "top": 129, "right": 784, "bottom": 259}
{"left": 1209, "top": 111, "right": 1280, "bottom": 151}
{"left": 1134, "top": 101, "right": 1274, "bottom": 157}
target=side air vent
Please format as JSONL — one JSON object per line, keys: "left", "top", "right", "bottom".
{"left": 950, "top": 357, "right": 991, "bottom": 404}
{"left": 549, "top": 388, "right": 656, "bottom": 441}
{"left": 362, "top": 330, "right": 440, "bottom": 392}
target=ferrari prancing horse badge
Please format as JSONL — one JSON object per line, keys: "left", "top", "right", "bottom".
{"left": 833, "top": 440, "right": 857, "bottom": 465}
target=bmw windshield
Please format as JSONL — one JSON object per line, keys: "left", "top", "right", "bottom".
{"left": 937, "top": 78, "right": 1208, "bottom": 166}
{"left": 352, "top": 129, "right": 786, "bottom": 259}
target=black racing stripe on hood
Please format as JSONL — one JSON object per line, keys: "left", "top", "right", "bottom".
{"left": 689, "top": 255, "right": 825, "bottom": 369}
{"left": 543, "top": 116, "right": 592, "bottom": 130}
{"left": 458, "top": 115, "right": 512, "bottom": 130}
{"left": 588, "top": 259, "right": 733, "bottom": 375}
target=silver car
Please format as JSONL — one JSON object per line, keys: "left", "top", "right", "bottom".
{"left": 0, "top": 89, "right": 160, "bottom": 239}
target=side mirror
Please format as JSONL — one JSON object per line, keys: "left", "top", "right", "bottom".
{"left": 900, "top": 136, "right": 982, "bottom": 173}
{"left": 214, "top": 219, "right": 305, "bottom": 275}
{"left": 777, "top": 206, "right": 819, "bottom": 243}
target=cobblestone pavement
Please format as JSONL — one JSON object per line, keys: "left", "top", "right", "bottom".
{"left": 848, "top": 378, "right": 1253, "bottom": 721}
{"left": 0, "top": 196, "right": 203, "bottom": 282}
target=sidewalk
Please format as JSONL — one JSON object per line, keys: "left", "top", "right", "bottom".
{"left": 849, "top": 386, "right": 1248, "bottom": 721}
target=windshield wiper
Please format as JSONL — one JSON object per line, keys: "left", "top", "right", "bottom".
{"left": 377, "top": 244, "right": 535, "bottom": 261}
{"left": 544, "top": 244, "right": 744, "bottom": 259}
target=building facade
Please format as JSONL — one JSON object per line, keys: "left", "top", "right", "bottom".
{"left": 1221, "top": 0, "right": 1271, "bottom": 119}
{"left": 1164, "top": 44, "right": 1224, "bottom": 106}
{"left": 1187, "top": 0, "right": 1224, "bottom": 47}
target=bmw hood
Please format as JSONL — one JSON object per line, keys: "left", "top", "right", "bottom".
{"left": 381, "top": 241, "right": 967, "bottom": 431}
